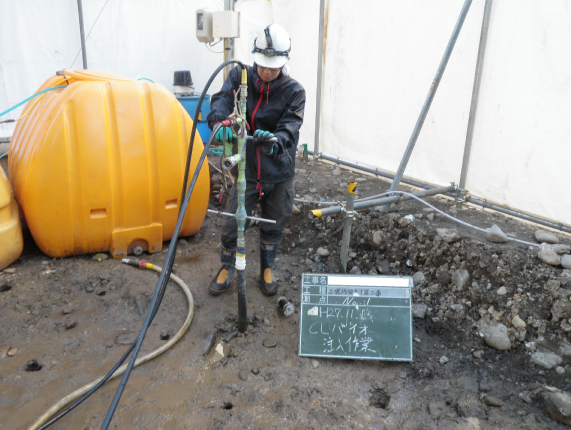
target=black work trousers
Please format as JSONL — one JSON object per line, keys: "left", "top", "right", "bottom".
{"left": 220, "top": 178, "right": 295, "bottom": 251}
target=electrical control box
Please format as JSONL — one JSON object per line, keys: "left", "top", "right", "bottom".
{"left": 212, "top": 10, "right": 240, "bottom": 38}
{"left": 196, "top": 9, "right": 214, "bottom": 43}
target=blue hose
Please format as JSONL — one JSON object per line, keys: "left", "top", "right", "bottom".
{"left": 0, "top": 85, "right": 68, "bottom": 118}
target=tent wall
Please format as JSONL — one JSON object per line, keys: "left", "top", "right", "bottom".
{"left": 0, "top": 0, "right": 319, "bottom": 144}
{"left": 467, "top": 1, "right": 571, "bottom": 228}
{"left": 316, "top": 0, "right": 571, "bottom": 228}
{"left": 0, "top": 0, "right": 231, "bottom": 137}
{"left": 1, "top": 0, "right": 570, "bottom": 228}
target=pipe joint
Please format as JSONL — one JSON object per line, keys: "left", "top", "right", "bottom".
{"left": 222, "top": 154, "right": 243, "bottom": 170}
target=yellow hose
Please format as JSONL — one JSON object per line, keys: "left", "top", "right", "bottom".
{"left": 27, "top": 263, "right": 194, "bottom": 430}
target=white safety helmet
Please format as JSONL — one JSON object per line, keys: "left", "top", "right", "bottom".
{"left": 252, "top": 24, "right": 291, "bottom": 69}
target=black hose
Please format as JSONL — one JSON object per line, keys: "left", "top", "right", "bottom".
{"left": 101, "top": 60, "right": 245, "bottom": 430}
{"left": 36, "top": 134, "right": 218, "bottom": 430}
{"left": 38, "top": 60, "right": 245, "bottom": 430}
{"left": 180, "top": 60, "right": 246, "bottom": 205}
{"left": 36, "top": 343, "right": 135, "bottom": 430}
{"left": 99, "top": 129, "right": 210, "bottom": 430}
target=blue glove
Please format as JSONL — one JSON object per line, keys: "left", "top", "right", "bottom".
{"left": 214, "top": 124, "right": 234, "bottom": 143}
{"left": 252, "top": 130, "right": 277, "bottom": 155}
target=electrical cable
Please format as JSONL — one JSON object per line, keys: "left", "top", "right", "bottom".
{"left": 101, "top": 59, "right": 245, "bottom": 430}
{"left": 137, "top": 77, "right": 155, "bottom": 83}
{"left": 16, "top": 94, "right": 45, "bottom": 121}
{"left": 0, "top": 152, "right": 7, "bottom": 160}
{"left": 205, "top": 41, "right": 224, "bottom": 54}
{"left": 28, "top": 260, "right": 195, "bottom": 430}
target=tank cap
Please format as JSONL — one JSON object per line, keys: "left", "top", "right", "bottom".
{"left": 174, "top": 71, "right": 193, "bottom": 86}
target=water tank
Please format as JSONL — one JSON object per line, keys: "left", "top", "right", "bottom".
{"left": 9, "top": 69, "right": 210, "bottom": 258}
{"left": 0, "top": 165, "right": 23, "bottom": 269}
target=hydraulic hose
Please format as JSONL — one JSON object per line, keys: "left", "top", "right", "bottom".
{"left": 101, "top": 60, "right": 245, "bottom": 430}
{"left": 180, "top": 60, "right": 246, "bottom": 206}
{"left": 29, "top": 123, "right": 221, "bottom": 430}
{"left": 28, "top": 261, "right": 194, "bottom": 430}
{"left": 29, "top": 60, "right": 246, "bottom": 430}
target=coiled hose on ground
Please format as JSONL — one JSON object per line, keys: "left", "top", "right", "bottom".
{"left": 25, "top": 60, "right": 246, "bottom": 430}
{"left": 28, "top": 260, "right": 194, "bottom": 430}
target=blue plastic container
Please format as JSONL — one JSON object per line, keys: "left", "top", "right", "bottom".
{"left": 177, "top": 95, "right": 212, "bottom": 143}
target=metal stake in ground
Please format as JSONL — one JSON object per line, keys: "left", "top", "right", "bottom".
{"left": 339, "top": 182, "right": 357, "bottom": 273}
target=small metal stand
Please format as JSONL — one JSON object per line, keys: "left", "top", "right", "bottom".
{"left": 339, "top": 182, "right": 357, "bottom": 273}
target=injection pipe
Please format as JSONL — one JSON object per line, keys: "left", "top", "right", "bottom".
{"left": 235, "top": 68, "right": 249, "bottom": 332}
{"left": 312, "top": 185, "right": 457, "bottom": 217}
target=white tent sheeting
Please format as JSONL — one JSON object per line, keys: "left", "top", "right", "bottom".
{"left": 0, "top": 0, "right": 569, "bottom": 228}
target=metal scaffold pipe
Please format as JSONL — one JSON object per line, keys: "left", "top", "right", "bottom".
{"left": 312, "top": 185, "right": 457, "bottom": 218}
{"left": 310, "top": 151, "right": 433, "bottom": 191}
{"left": 387, "top": 0, "right": 473, "bottom": 198}
{"left": 77, "top": 0, "right": 88, "bottom": 69}
{"left": 458, "top": 0, "right": 494, "bottom": 208}
{"left": 313, "top": 0, "right": 327, "bottom": 158}
{"left": 308, "top": 152, "right": 571, "bottom": 234}
{"left": 223, "top": 0, "right": 236, "bottom": 79}
{"left": 464, "top": 196, "right": 571, "bottom": 235}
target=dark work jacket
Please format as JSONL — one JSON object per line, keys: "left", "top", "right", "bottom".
{"left": 207, "top": 65, "right": 305, "bottom": 183}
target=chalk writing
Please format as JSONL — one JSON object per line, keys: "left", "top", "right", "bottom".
{"left": 299, "top": 273, "right": 413, "bottom": 361}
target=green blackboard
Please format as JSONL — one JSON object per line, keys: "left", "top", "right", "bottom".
{"left": 298, "top": 274, "right": 413, "bottom": 361}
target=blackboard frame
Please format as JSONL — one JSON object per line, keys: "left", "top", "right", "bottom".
{"left": 298, "top": 273, "right": 413, "bottom": 361}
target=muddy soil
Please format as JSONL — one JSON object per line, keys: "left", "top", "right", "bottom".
{"left": 1, "top": 154, "right": 571, "bottom": 430}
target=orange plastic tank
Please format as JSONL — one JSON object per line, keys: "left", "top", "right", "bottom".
{"left": 0, "top": 165, "right": 24, "bottom": 269}
{"left": 9, "top": 69, "right": 210, "bottom": 258}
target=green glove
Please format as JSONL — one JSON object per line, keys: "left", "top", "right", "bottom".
{"left": 214, "top": 124, "right": 233, "bottom": 143}
{"left": 252, "top": 130, "right": 277, "bottom": 155}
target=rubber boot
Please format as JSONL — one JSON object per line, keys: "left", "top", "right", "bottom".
{"left": 260, "top": 240, "right": 280, "bottom": 296}
{"left": 209, "top": 247, "right": 236, "bottom": 296}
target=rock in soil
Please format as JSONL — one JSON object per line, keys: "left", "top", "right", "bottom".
{"left": 535, "top": 230, "right": 559, "bottom": 244}
{"left": 537, "top": 387, "right": 571, "bottom": 427}
{"left": 487, "top": 224, "right": 508, "bottom": 243}
{"left": 531, "top": 352, "right": 563, "bottom": 370}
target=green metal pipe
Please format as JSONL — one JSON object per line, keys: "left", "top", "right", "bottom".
{"left": 236, "top": 73, "right": 249, "bottom": 332}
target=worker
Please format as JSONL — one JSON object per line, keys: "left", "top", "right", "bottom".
{"left": 207, "top": 23, "right": 306, "bottom": 297}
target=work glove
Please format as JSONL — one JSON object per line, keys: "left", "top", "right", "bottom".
{"left": 214, "top": 123, "right": 234, "bottom": 143}
{"left": 252, "top": 130, "right": 277, "bottom": 155}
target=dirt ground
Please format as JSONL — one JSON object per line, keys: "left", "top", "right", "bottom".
{"left": 1, "top": 153, "right": 571, "bottom": 430}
